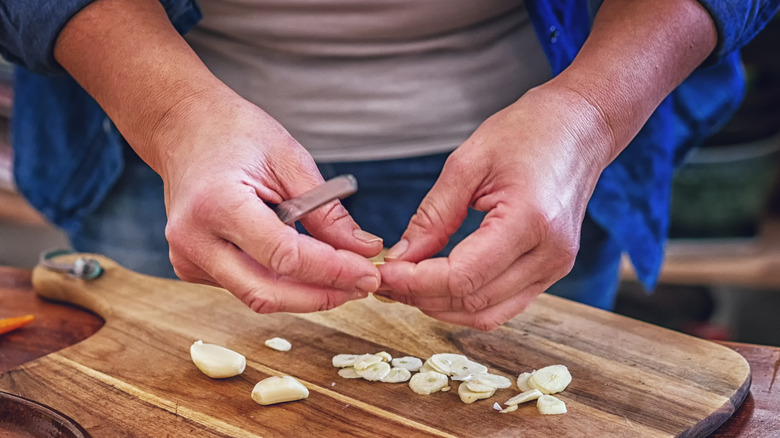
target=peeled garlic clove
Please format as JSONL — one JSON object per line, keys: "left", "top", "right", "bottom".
{"left": 380, "top": 367, "right": 412, "bottom": 383}
{"left": 251, "top": 376, "right": 309, "bottom": 405}
{"left": 528, "top": 365, "right": 572, "bottom": 395}
{"left": 190, "top": 340, "right": 246, "bottom": 379}
{"left": 264, "top": 337, "right": 292, "bottom": 352}
{"left": 457, "top": 382, "right": 496, "bottom": 404}
{"left": 408, "top": 371, "right": 449, "bottom": 395}
{"left": 505, "top": 389, "right": 543, "bottom": 406}
{"left": 353, "top": 354, "right": 383, "bottom": 371}
{"left": 356, "top": 361, "right": 392, "bottom": 381}
{"left": 332, "top": 354, "right": 359, "bottom": 368}
{"left": 536, "top": 395, "right": 567, "bottom": 415}
{"left": 391, "top": 356, "right": 423, "bottom": 372}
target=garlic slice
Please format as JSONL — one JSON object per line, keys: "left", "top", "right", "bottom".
{"left": 337, "top": 368, "right": 362, "bottom": 379}
{"left": 353, "top": 354, "right": 383, "bottom": 371}
{"left": 457, "top": 382, "right": 496, "bottom": 404}
{"left": 527, "top": 365, "right": 572, "bottom": 395}
{"left": 375, "top": 351, "right": 392, "bottom": 362}
{"left": 264, "top": 337, "right": 292, "bottom": 352}
{"left": 391, "top": 356, "right": 423, "bottom": 372}
{"left": 190, "top": 340, "right": 246, "bottom": 379}
{"left": 516, "top": 371, "right": 534, "bottom": 392}
{"left": 332, "top": 354, "right": 359, "bottom": 368}
{"left": 408, "top": 371, "right": 449, "bottom": 395}
{"left": 380, "top": 367, "right": 412, "bottom": 383}
{"left": 504, "top": 389, "right": 543, "bottom": 406}
{"left": 536, "top": 395, "right": 567, "bottom": 415}
{"left": 251, "top": 376, "right": 309, "bottom": 405}
{"left": 355, "top": 361, "right": 392, "bottom": 381}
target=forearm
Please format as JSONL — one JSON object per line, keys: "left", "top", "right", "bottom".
{"left": 53, "top": 0, "right": 229, "bottom": 175}
{"left": 546, "top": 0, "right": 717, "bottom": 164}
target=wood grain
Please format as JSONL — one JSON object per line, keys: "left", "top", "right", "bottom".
{"left": 0, "top": 255, "right": 752, "bottom": 437}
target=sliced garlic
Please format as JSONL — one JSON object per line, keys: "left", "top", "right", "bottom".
{"left": 391, "top": 356, "right": 423, "bottom": 372}
{"left": 536, "top": 395, "right": 567, "bottom": 415}
{"left": 332, "top": 354, "right": 359, "bottom": 368}
{"left": 408, "top": 371, "right": 449, "bottom": 395}
{"left": 337, "top": 368, "right": 362, "bottom": 379}
{"left": 419, "top": 359, "right": 437, "bottom": 374}
{"left": 375, "top": 351, "right": 392, "bottom": 362}
{"left": 500, "top": 404, "right": 519, "bottom": 414}
{"left": 465, "top": 379, "right": 496, "bottom": 393}
{"left": 380, "top": 367, "right": 412, "bottom": 383}
{"left": 428, "top": 353, "right": 468, "bottom": 375}
{"left": 190, "top": 340, "right": 246, "bottom": 379}
{"left": 356, "top": 361, "right": 392, "bottom": 381}
{"left": 516, "top": 371, "right": 534, "bottom": 392}
{"left": 264, "top": 337, "right": 292, "bottom": 352}
{"left": 467, "top": 373, "right": 512, "bottom": 390}
{"left": 353, "top": 354, "right": 383, "bottom": 371}
{"left": 251, "top": 376, "right": 309, "bottom": 405}
{"left": 527, "top": 365, "right": 572, "bottom": 395}
{"left": 505, "top": 389, "right": 543, "bottom": 406}
{"left": 457, "top": 382, "right": 496, "bottom": 404}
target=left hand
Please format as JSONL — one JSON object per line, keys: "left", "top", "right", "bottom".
{"left": 377, "top": 82, "right": 616, "bottom": 330}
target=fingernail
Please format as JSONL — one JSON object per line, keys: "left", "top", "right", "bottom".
{"left": 353, "top": 229, "right": 383, "bottom": 244}
{"left": 356, "top": 275, "right": 380, "bottom": 293}
{"left": 384, "top": 239, "right": 408, "bottom": 261}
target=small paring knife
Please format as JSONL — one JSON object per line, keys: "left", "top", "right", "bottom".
{"left": 274, "top": 175, "right": 358, "bottom": 225}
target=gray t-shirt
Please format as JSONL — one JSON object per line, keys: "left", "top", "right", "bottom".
{"left": 185, "top": 0, "right": 552, "bottom": 162}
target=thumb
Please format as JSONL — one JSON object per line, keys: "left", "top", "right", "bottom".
{"left": 385, "top": 160, "right": 480, "bottom": 262}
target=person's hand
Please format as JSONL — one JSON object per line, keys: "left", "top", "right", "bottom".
{"left": 152, "top": 89, "right": 383, "bottom": 313}
{"left": 377, "top": 83, "right": 616, "bottom": 330}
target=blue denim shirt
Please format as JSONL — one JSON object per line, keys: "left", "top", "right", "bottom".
{"left": 2, "top": 0, "right": 778, "bottom": 288}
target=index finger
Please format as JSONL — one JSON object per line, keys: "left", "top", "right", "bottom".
{"left": 206, "top": 189, "right": 380, "bottom": 294}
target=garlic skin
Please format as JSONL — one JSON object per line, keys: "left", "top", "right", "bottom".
{"left": 251, "top": 376, "right": 309, "bottom": 405}
{"left": 190, "top": 340, "right": 246, "bottom": 379}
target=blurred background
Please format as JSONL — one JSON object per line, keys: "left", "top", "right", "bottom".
{"left": 1, "top": 16, "right": 778, "bottom": 346}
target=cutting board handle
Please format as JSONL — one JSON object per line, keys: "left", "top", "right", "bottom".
{"left": 32, "top": 253, "right": 127, "bottom": 320}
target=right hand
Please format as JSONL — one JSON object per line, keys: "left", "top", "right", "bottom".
{"left": 149, "top": 89, "right": 383, "bottom": 313}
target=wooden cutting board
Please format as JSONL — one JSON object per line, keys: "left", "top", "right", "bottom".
{"left": 0, "top": 254, "right": 750, "bottom": 437}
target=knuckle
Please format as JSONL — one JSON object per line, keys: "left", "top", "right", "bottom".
{"left": 267, "top": 240, "right": 303, "bottom": 277}
{"left": 447, "top": 263, "right": 480, "bottom": 297}
{"left": 320, "top": 202, "right": 351, "bottom": 227}
{"left": 461, "top": 293, "right": 490, "bottom": 314}
{"left": 473, "top": 316, "right": 504, "bottom": 332}
{"left": 317, "top": 293, "right": 344, "bottom": 312}
{"left": 410, "top": 202, "right": 460, "bottom": 238}
{"left": 245, "top": 291, "right": 281, "bottom": 314}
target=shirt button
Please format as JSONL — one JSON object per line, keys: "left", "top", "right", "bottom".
{"left": 549, "top": 25, "right": 560, "bottom": 43}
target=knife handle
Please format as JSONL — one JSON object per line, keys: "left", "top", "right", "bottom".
{"left": 274, "top": 175, "right": 358, "bottom": 224}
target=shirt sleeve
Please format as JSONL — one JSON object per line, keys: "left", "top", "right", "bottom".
{"left": 697, "top": 0, "right": 780, "bottom": 62}
{"left": 0, "top": 0, "right": 202, "bottom": 75}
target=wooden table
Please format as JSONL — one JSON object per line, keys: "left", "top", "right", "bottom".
{"left": 1, "top": 266, "right": 778, "bottom": 437}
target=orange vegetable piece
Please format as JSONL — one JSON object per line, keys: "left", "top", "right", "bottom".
{"left": 0, "top": 314, "right": 35, "bottom": 335}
